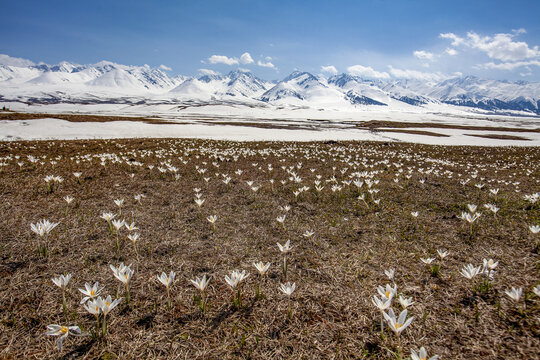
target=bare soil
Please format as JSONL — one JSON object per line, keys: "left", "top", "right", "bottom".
{"left": 356, "top": 120, "right": 540, "bottom": 133}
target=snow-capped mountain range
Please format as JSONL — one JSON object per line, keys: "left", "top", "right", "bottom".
{"left": 1, "top": 56, "right": 540, "bottom": 115}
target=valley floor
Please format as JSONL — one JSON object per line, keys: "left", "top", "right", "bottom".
{"left": 0, "top": 138, "right": 539, "bottom": 359}
{"left": 1, "top": 105, "right": 540, "bottom": 146}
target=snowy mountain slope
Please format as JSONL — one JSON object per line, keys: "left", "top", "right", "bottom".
{"left": 225, "top": 70, "right": 270, "bottom": 97}
{"left": 0, "top": 59, "right": 184, "bottom": 95}
{"left": 397, "top": 76, "right": 540, "bottom": 113}
{"left": 1, "top": 54, "right": 540, "bottom": 115}
{"left": 327, "top": 74, "right": 429, "bottom": 107}
{"left": 170, "top": 70, "right": 270, "bottom": 100}
{"left": 260, "top": 71, "right": 346, "bottom": 105}
{"left": 0, "top": 64, "right": 42, "bottom": 83}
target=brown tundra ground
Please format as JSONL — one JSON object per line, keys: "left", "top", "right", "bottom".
{"left": 0, "top": 138, "right": 538, "bottom": 360}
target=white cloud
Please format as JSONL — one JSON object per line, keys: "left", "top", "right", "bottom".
{"left": 320, "top": 65, "right": 338, "bottom": 75}
{"left": 440, "top": 30, "right": 540, "bottom": 62}
{"left": 445, "top": 48, "right": 458, "bottom": 56}
{"left": 257, "top": 60, "right": 275, "bottom": 69}
{"left": 208, "top": 55, "right": 239, "bottom": 65}
{"left": 413, "top": 50, "right": 435, "bottom": 61}
{"left": 388, "top": 66, "right": 448, "bottom": 81}
{"left": 467, "top": 31, "right": 540, "bottom": 61}
{"left": 198, "top": 68, "right": 221, "bottom": 76}
{"left": 439, "top": 33, "right": 465, "bottom": 47}
{"left": 347, "top": 64, "right": 390, "bottom": 79}
{"left": 159, "top": 64, "right": 172, "bottom": 71}
{"left": 240, "top": 52, "right": 254, "bottom": 64}
{"left": 480, "top": 60, "right": 540, "bottom": 71}
{"left": 0, "top": 54, "right": 35, "bottom": 67}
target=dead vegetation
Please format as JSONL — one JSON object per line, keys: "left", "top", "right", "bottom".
{"left": 0, "top": 112, "right": 168, "bottom": 125}
{"left": 370, "top": 129, "right": 450, "bottom": 137}
{"left": 0, "top": 139, "right": 538, "bottom": 359}
{"left": 466, "top": 134, "right": 531, "bottom": 141}
{"left": 356, "top": 120, "right": 540, "bottom": 133}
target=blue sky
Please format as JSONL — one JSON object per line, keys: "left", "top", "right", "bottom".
{"left": 2, "top": 0, "right": 540, "bottom": 81}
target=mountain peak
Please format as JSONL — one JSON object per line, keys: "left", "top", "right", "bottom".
{"left": 1, "top": 54, "right": 539, "bottom": 115}
{"left": 282, "top": 71, "right": 317, "bottom": 83}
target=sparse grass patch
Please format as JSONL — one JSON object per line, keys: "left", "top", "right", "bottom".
{"left": 0, "top": 138, "right": 538, "bottom": 359}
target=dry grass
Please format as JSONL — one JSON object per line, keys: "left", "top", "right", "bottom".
{"left": 466, "top": 134, "right": 531, "bottom": 141}
{"left": 0, "top": 138, "right": 539, "bottom": 359}
{"left": 356, "top": 120, "right": 540, "bottom": 133}
{"left": 370, "top": 129, "right": 450, "bottom": 137}
{"left": 0, "top": 112, "right": 168, "bottom": 125}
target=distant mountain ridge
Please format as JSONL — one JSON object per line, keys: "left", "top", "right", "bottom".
{"left": 1, "top": 56, "right": 540, "bottom": 115}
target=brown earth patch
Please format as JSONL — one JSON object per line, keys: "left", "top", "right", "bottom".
{"left": 374, "top": 129, "right": 450, "bottom": 137}
{"left": 0, "top": 111, "right": 169, "bottom": 125}
{"left": 357, "top": 120, "right": 540, "bottom": 133}
{"left": 466, "top": 134, "right": 531, "bottom": 141}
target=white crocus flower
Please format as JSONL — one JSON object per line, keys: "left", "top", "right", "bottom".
{"left": 157, "top": 271, "right": 176, "bottom": 289}
{"left": 124, "top": 222, "right": 138, "bottom": 231}
{"left": 436, "top": 249, "right": 449, "bottom": 260}
{"left": 190, "top": 275, "right": 210, "bottom": 292}
{"left": 384, "top": 269, "right": 395, "bottom": 281}
{"left": 225, "top": 270, "right": 249, "bottom": 289}
{"left": 100, "top": 212, "right": 116, "bottom": 222}
{"left": 83, "top": 299, "right": 101, "bottom": 315}
{"left": 482, "top": 258, "right": 499, "bottom": 271}
{"left": 505, "top": 287, "right": 522, "bottom": 302}
{"left": 383, "top": 308, "right": 414, "bottom": 335}
{"left": 398, "top": 295, "right": 414, "bottom": 308}
{"left": 79, "top": 282, "right": 104, "bottom": 304}
{"left": 279, "top": 282, "right": 296, "bottom": 296}
{"left": 277, "top": 240, "right": 293, "bottom": 253}
{"left": 111, "top": 219, "right": 125, "bottom": 232}
{"left": 96, "top": 295, "right": 122, "bottom": 316}
{"left": 460, "top": 264, "right": 482, "bottom": 279}
{"left": 45, "top": 324, "right": 82, "bottom": 351}
{"left": 127, "top": 233, "right": 140, "bottom": 244}
{"left": 410, "top": 346, "right": 439, "bottom": 360}
{"left": 52, "top": 274, "right": 72, "bottom": 289}
{"left": 253, "top": 262, "right": 271, "bottom": 276}
{"left": 31, "top": 219, "right": 60, "bottom": 237}
{"left": 377, "top": 284, "right": 397, "bottom": 301}
{"left": 372, "top": 296, "right": 392, "bottom": 311}
{"left": 110, "top": 263, "right": 134, "bottom": 285}
{"left": 194, "top": 198, "right": 205, "bottom": 207}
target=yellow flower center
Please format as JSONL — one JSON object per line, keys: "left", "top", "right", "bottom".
{"left": 395, "top": 323, "right": 402, "bottom": 329}
{"left": 61, "top": 326, "right": 68, "bottom": 334}
{"left": 105, "top": 301, "right": 110, "bottom": 306}
{"left": 90, "top": 289, "right": 95, "bottom": 296}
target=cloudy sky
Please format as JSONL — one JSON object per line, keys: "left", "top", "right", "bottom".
{"left": 1, "top": 0, "right": 540, "bottom": 81}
